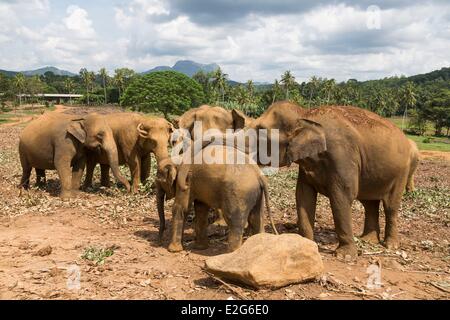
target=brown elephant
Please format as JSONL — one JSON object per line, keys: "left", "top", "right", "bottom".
{"left": 171, "top": 105, "right": 253, "bottom": 225}
{"left": 157, "top": 144, "right": 277, "bottom": 253}
{"left": 406, "top": 139, "right": 419, "bottom": 192}
{"left": 19, "top": 113, "right": 130, "bottom": 199}
{"left": 234, "top": 101, "right": 416, "bottom": 259}
{"left": 83, "top": 113, "right": 173, "bottom": 193}
{"left": 173, "top": 105, "right": 252, "bottom": 142}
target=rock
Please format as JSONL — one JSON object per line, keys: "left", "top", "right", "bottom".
{"left": 205, "top": 233, "right": 324, "bottom": 289}
{"left": 34, "top": 245, "right": 52, "bottom": 257}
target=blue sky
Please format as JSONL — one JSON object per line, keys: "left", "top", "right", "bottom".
{"left": 1, "top": 0, "right": 449, "bottom": 82}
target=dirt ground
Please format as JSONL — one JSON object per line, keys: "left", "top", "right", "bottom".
{"left": 0, "top": 105, "right": 449, "bottom": 300}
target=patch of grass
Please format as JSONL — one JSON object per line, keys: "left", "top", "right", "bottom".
{"left": 81, "top": 246, "right": 115, "bottom": 265}
{"left": 406, "top": 134, "right": 450, "bottom": 152}
{"left": 388, "top": 117, "right": 450, "bottom": 152}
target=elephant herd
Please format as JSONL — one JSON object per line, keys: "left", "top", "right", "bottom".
{"left": 18, "top": 102, "right": 419, "bottom": 260}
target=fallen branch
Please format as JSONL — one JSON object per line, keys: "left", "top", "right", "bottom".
{"left": 204, "top": 271, "right": 249, "bottom": 300}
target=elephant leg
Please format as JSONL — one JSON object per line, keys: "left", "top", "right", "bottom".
{"left": 35, "top": 169, "right": 46, "bottom": 188}
{"left": 100, "top": 164, "right": 110, "bottom": 187}
{"left": 19, "top": 154, "right": 31, "bottom": 189}
{"left": 360, "top": 200, "right": 381, "bottom": 244}
{"left": 168, "top": 203, "right": 186, "bottom": 252}
{"left": 329, "top": 192, "right": 357, "bottom": 260}
{"left": 247, "top": 194, "right": 264, "bottom": 235}
{"left": 296, "top": 178, "right": 317, "bottom": 240}
{"left": 71, "top": 156, "right": 86, "bottom": 191}
{"left": 140, "top": 154, "right": 151, "bottom": 184}
{"left": 193, "top": 201, "right": 209, "bottom": 250}
{"left": 128, "top": 154, "right": 141, "bottom": 193}
{"left": 83, "top": 156, "right": 96, "bottom": 189}
{"left": 226, "top": 209, "right": 245, "bottom": 252}
{"left": 382, "top": 187, "right": 403, "bottom": 250}
{"left": 55, "top": 156, "right": 74, "bottom": 200}
{"left": 212, "top": 209, "right": 227, "bottom": 227}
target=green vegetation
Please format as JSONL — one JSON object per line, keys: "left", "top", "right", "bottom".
{"left": 81, "top": 246, "right": 115, "bottom": 265}
{"left": 0, "top": 64, "right": 449, "bottom": 142}
{"left": 121, "top": 71, "right": 205, "bottom": 119}
{"left": 406, "top": 135, "right": 450, "bottom": 152}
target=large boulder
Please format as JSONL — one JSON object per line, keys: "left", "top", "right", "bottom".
{"left": 205, "top": 233, "right": 324, "bottom": 289}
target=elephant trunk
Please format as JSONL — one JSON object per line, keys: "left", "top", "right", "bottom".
{"left": 103, "top": 137, "right": 131, "bottom": 192}
{"left": 156, "top": 183, "right": 166, "bottom": 242}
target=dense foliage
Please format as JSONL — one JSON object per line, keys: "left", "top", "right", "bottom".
{"left": 120, "top": 71, "right": 205, "bottom": 118}
{"left": 0, "top": 66, "right": 449, "bottom": 136}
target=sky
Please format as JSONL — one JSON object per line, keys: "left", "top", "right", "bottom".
{"left": 0, "top": 0, "right": 449, "bottom": 82}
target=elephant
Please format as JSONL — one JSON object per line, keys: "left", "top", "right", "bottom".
{"left": 171, "top": 105, "right": 253, "bottom": 225}
{"left": 83, "top": 113, "right": 173, "bottom": 193}
{"left": 19, "top": 113, "right": 130, "bottom": 199}
{"left": 172, "top": 105, "right": 252, "bottom": 145}
{"left": 406, "top": 139, "right": 419, "bottom": 192}
{"left": 233, "top": 101, "right": 416, "bottom": 259}
{"left": 157, "top": 144, "right": 277, "bottom": 253}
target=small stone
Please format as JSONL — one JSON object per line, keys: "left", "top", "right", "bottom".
{"left": 34, "top": 245, "right": 52, "bottom": 257}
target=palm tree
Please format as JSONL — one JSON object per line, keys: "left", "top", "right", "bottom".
{"left": 272, "top": 79, "right": 282, "bottom": 104}
{"left": 80, "top": 68, "right": 95, "bottom": 105}
{"left": 308, "top": 76, "right": 320, "bottom": 108}
{"left": 212, "top": 67, "right": 228, "bottom": 103}
{"left": 14, "top": 73, "right": 26, "bottom": 107}
{"left": 99, "top": 68, "right": 108, "bottom": 104}
{"left": 114, "top": 69, "right": 125, "bottom": 105}
{"left": 280, "top": 70, "right": 295, "bottom": 100}
{"left": 400, "top": 81, "right": 417, "bottom": 130}
{"left": 323, "top": 79, "right": 336, "bottom": 105}
{"left": 64, "top": 78, "right": 75, "bottom": 104}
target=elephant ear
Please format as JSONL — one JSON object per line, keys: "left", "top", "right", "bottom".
{"left": 231, "top": 109, "right": 247, "bottom": 130}
{"left": 67, "top": 120, "right": 86, "bottom": 143}
{"left": 287, "top": 119, "right": 327, "bottom": 162}
{"left": 137, "top": 123, "right": 150, "bottom": 138}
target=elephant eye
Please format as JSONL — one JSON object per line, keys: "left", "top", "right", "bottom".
{"left": 97, "top": 132, "right": 104, "bottom": 141}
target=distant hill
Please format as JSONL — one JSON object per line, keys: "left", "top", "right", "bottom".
{"left": 143, "top": 60, "right": 220, "bottom": 77}
{"left": 0, "top": 66, "right": 76, "bottom": 77}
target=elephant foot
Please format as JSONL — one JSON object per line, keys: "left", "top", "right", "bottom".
{"left": 167, "top": 242, "right": 183, "bottom": 253}
{"left": 213, "top": 217, "right": 227, "bottom": 227}
{"left": 335, "top": 244, "right": 358, "bottom": 261}
{"left": 360, "top": 232, "right": 380, "bottom": 244}
{"left": 193, "top": 241, "right": 209, "bottom": 250}
{"left": 60, "top": 190, "right": 73, "bottom": 200}
{"left": 383, "top": 237, "right": 400, "bottom": 250}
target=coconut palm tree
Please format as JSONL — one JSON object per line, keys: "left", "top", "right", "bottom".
{"left": 212, "top": 67, "right": 228, "bottom": 103}
{"left": 280, "top": 70, "right": 295, "bottom": 100}
{"left": 64, "top": 78, "right": 75, "bottom": 105}
{"left": 14, "top": 73, "right": 26, "bottom": 107}
{"left": 99, "top": 68, "right": 108, "bottom": 104}
{"left": 80, "top": 68, "right": 95, "bottom": 105}
{"left": 400, "top": 81, "right": 417, "bottom": 130}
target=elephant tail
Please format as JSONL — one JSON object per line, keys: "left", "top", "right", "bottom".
{"left": 260, "top": 175, "right": 278, "bottom": 235}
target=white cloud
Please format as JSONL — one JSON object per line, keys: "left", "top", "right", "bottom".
{"left": 0, "top": 0, "right": 449, "bottom": 81}
{"left": 63, "top": 5, "right": 96, "bottom": 39}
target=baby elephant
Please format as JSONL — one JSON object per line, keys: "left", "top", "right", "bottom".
{"left": 160, "top": 143, "right": 277, "bottom": 253}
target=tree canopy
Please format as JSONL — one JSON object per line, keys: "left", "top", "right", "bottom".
{"left": 121, "top": 71, "right": 205, "bottom": 118}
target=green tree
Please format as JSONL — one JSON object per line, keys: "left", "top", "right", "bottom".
{"left": 80, "top": 68, "right": 95, "bottom": 105}
{"left": 64, "top": 78, "right": 75, "bottom": 104}
{"left": 121, "top": 71, "right": 205, "bottom": 119}
{"left": 14, "top": 73, "right": 26, "bottom": 106}
{"left": 26, "top": 76, "right": 45, "bottom": 107}
{"left": 99, "top": 68, "right": 109, "bottom": 104}
{"left": 271, "top": 79, "right": 283, "bottom": 104}
{"left": 280, "top": 70, "right": 295, "bottom": 100}
{"left": 114, "top": 68, "right": 135, "bottom": 105}
{"left": 212, "top": 67, "right": 228, "bottom": 103}
{"left": 399, "top": 81, "right": 417, "bottom": 130}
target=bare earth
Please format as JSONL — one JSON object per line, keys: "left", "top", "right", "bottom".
{"left": 0, "top": 105, "right": 449, "bottom": 300}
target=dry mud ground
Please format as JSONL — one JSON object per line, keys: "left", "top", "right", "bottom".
{"left": 0, "top": 106, "right": 449, "bottom": 300}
